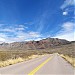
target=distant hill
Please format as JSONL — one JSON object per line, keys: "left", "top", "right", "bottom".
{"left": 0, "top": 38, "right": 71, "bottom": 50}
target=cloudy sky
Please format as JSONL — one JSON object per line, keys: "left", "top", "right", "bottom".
{"left": 0, "top": 0, "right": 74, "bottom": 43}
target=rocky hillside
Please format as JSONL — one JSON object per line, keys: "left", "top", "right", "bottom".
{"left": 0, "top": 38, "right": 70, "bottom": 50}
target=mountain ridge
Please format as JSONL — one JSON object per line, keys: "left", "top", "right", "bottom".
{"left": 0, "top": 38, "right": 72, "bottom": 50}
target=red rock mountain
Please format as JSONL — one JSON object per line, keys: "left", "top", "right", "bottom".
{"left": 0, "top": 38, "right": 70, "bottom": 50}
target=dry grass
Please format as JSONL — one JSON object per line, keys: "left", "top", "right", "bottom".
{"left": 0, "top": 57, "right": 24, "bottom": 67}
{"left": 0, "top": 50, "right": 50, "bottom": 61}
{"left": 0, "top": 49, "right": 50, "bottom": 68}
{"left": 0, "top": 42, "right": 74, "bottom": 67}
{"left": 0, "top": 54, "right": 47, "bottom": 67}
{"left": 60, "top": 54, "right": 75, "bottom": 67}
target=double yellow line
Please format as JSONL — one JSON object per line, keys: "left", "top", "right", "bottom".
{"left": 28, "top": 56, "right": 53, "bottom": 75}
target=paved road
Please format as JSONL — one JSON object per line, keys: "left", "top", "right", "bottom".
{"left": 0, "top": 54, "right": 74, "bottom": 75}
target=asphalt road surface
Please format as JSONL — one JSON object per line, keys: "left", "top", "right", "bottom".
{"left": 0, "top": 54, "right": 74, "bottom": 75}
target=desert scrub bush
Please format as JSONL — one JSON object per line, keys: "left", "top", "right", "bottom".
{"left": 0, "top": 50, "right": 40, "bottom": 67}
{"left": 0, "top": 51, "right": 12, "bottom": 61}
{"left": 60, "top": 54, "right": 75, "bottom": 67}
{"left": 0, "top": 50, "right": 37, "bottom": 61}
{"left": 0, "top": 57, "right": 24, "bottom": 67}
{"left": 0, "top": 54, "right": 46, "bottom": 67}
{"left": 0, "top": 51, "right": 35, "bottom": 67}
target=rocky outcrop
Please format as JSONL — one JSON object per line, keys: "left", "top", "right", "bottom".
{"left": 0, "top": 38, "right": 70, "bottom": 50}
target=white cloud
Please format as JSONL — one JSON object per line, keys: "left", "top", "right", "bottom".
{"left": 60, "top": 0, "right": 75, "bottom": 9}
{"left": 18, "top": 24, "right": 28, "bottom": 29}
{"left": 0, "top": 24, "right": 39, "bottom": 43}
{"left": 15, "top": 27, "right": 24, "bottom": 31}
{"left": 0, "top": 30, "right": 42, "bottom": 43}
{"left": 0, "top": 23, "right": 43, "bottom": 43}
{"left": 54, "top": 31, "right": 74, "bottom": 41}
{"left": 25, "top": 38, "right": 42, "bottom": 41}
{"left": 61, "top": 0, "right": 74, "bottom": 16}
{"left": 0, "top": 37, "right": 5, "bottom": 41}
{"left": 0, "top": 28, "right": 14, "bottom": 32}
{"left": 53, "top": 22, "right": 74, "bottom": 41}
{"left": 18, "top": 25, "right": 25, "bottom": 27}
{"left": 0, "top": 24, "right": 27, "bottom": 32}
{"left": 0, "top": 33, "right": 7, "bottom": 42}
{"left": 62, "top": 22, "right": 74, "bottom": 31}
{"left": 29, "top": 32, "right": 41, "bottom": 37}
{"left": 63, "top": 11, "right": 68, "bottom": 15}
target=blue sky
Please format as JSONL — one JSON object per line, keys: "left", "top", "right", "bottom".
{"left": 0, "top": 0, "right": 75, "bottom": 43}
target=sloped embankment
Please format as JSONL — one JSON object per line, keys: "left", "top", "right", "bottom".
{"left": 60, "top": 54, "right": 75, "bottom": 67}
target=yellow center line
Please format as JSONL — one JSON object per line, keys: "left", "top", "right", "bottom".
{"left": 28, "top": 56, "right": 53, "bottom": 75}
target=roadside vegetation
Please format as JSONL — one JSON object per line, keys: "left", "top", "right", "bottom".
{"left": 0, "top": 42, "right": 74, "bottom": 67}
{"left": 60, "top": 54, "right": 75, "bottom": 67}
{"left": 0, "top": 50, "right": 50, "bottom": 67}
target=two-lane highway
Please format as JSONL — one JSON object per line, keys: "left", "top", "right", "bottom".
{"left": 0, "top": 54, "right": 74, "bottom": 75}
